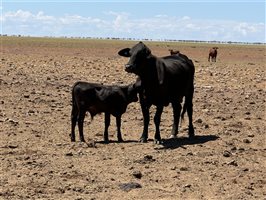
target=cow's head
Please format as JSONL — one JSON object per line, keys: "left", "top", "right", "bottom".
{"left": 118, "top": 42, "right": 151, "bottom": 75}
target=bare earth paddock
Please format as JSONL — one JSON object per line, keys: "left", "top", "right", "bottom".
{"left": 0, "top": 37, "right": 265, "bottom": 200}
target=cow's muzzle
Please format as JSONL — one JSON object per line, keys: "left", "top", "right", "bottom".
{"left": 125, "top": 64, "right": 134, "bottom": 73}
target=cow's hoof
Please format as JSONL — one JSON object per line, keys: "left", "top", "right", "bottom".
{"left": 118, "top": 138, "right": 124, "bottom": 143}
{"left": 154, "top": 139, "right": 162, "bottom": 144}
{"left": 169, "top": 135, "right": 177, "bottom": 139}
{"left": 188, "top": 131, "right": 195, "bottom": 139}
{"left": 71, "top": 138, "right": 76, "bottom": 142}
{"left": 139, "top": 137, "right": 148, "bottom": 143}
{"left": 104, "top": 139, "right": 110, "bottom": 144}
{"left": 189, "top": 134, "right": 195, "bottom": 140}
{"left": 188, "top": 126, "right": 195, "bottom": 138}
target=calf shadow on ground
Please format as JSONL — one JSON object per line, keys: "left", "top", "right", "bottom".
{"left": 159, "top": 135, "right": 219, "bottom": 150}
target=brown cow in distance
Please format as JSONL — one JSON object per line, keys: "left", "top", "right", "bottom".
{"left": 208, "top": 47, "right": 218, "bottom": 62}
{"left": 169, "top": 49, "right": 180, "bottom": 56}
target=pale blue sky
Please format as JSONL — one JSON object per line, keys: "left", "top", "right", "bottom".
{"left": 1, "top": 1, "right": 265, "bottom": 42}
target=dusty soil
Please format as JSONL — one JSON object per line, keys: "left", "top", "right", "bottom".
{"left": 0, "top": 37, "right": 265, "bottom": 200}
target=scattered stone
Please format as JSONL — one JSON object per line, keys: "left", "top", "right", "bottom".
{"left": 223, "top": 150, "right": 232, "bottom": 157}
{"left": 232, "top": 179, "right": 237, "bottom": 184}
{"left": 170, "top": 166, "right": 177, "bottom": 170}
{"left": 144, "top": 155, "right": 154, "bottom": 161}
{"left": 243, "top": 139, "right": 251, "bottom": 144}
{"left": 77, "top": 149, "right": 84, "bottom": 156}
{"left": 195, "top": 118, "right": 203, "bottom": 123}
{"left": 86, "top": 140, "right": 96, "bottom": 148}
{"left": 135, "top": 155, "right": 156, "bottom": 164}
{"left": 184, "top": 184, "right": 192, "bottom": 188}
{"left": 65, "top": 152, "right": 74, "bottom": 156}
{"left": 180, "top": 167, "right": 189, "bottom": 171}
{"left": 8, "top": 119, "right": 19, "bottom": 126}
{"left": 227, "top": 160, "right": 238, "bottom": 166}
{"left": 247, "top": 134, "right": 254, "bottom": 138}
{"left": 238, "top": 148, "right": 245, "bottom": 152}
{"left": 132, "top": 171, "right": 142, "bottom": 179}
{"left": 231, "top": 146, "right": 237, "bottom": 151}
{"left": 8, "top": 145, "right": 18, "bottom": 149}
{"left": 119, "top": 182, "right": 142, "bottom": 192}
{"left": 28, "top": 110, "right": 35, "bottom": 114}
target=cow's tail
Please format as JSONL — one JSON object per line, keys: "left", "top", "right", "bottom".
{"left": 72, "top": 83, "right": 78, "bottom": 109}
{"left": 71, "top": 84, "right": 79, "bottom": 119}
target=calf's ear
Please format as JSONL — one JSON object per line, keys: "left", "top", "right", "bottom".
{"left": 118, "top": 48, "right": 131, "bottom": 57}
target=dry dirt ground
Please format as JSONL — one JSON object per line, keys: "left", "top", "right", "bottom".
{"left": 0, "top": 37, "right": 265, "bottom": 200}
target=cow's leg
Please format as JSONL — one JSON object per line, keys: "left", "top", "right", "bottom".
{"left": 70, "top": 106, "right": 78, "bottom": 142}
{"left": 186, "top": 92, "right": 195, "bottom": 139}
{"left": 140, "top": 99, "right": 151, "bottom": 143}
{"left": 104, "top": 113, "right": 111, "bottom": 143}
{"left": 154, "top": 105, "right": 163, "bottom": 144}
{"left": 77, "top": 110, "right": 86, "bottom": 142}
{"left": 170, "top": 102, "right": 182, "bottom": 139}
{"left": 116, "top": 115, "right": 123, "bottom": 142}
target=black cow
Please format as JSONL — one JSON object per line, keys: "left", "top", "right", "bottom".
{"left": 208, "top": 47, "right": 218, "bottom": 62}
{"left": 71, "top": 80, "right": 140, "bottom": 143}
{"left": 118, "top": 42, "right": 195, "bottom": 144}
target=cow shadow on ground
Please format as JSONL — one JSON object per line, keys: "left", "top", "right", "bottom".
{"left": 95, "top": 135, "right": 219, "bottom": 148}
{"left": 159, "top": 135, "right": 219, "bottom": 150}
{"left": 97, "top": 139, "right": 139, "bottom": 144}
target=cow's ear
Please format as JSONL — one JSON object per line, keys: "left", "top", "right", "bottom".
{"left": 144, "top": 47, "right": 151, "bottom": 56}
{"left": 156, "top": 64, "right": 165, "bottom": 85}
{"left": 118, "top": 48, "right": 131, "bottom": 57}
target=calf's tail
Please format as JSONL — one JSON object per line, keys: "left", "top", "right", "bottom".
{"left": 180, "top": 100, "right": 187, "bottom": 124}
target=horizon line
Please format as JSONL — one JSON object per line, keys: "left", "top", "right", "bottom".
{"left": 1, "top": 34, "right": 265, "bottom": 45}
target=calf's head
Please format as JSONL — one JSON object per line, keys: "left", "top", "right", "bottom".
{"left": 118, "top": 42, "right": 151, "bottom": 75}
{"left": 124, "top": 79, "right": 141, "bottom": 103}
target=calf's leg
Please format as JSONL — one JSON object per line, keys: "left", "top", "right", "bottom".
{"left": 104, "top": 113, "right": 111, "bottom": 143}
{"left": 77, "top": 111, "right": 86, "bottom": 142}
{"left": 116, "top": 116, "right": 123, "bottom": 142}
{"left": 70, "top": 106, "right": 78, "bottom": 142}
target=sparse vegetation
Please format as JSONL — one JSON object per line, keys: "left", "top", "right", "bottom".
{"left": 0, "top": 36, "right": 265, "bottom": 200}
